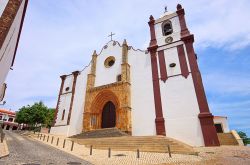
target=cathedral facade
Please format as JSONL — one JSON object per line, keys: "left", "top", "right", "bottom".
{"left": 51, "top": 4, "right": 220, "bottom": 147}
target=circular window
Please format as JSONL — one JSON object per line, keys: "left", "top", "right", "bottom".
{"left": 165, "top": 37, "right": 173, "bottom": 44}
{"left": 169, "top": 63, "right": 176, "bottom": 68}
{"left": 104, "top": 56, "right": 115, "bottom": 68}
{"left": 65, "top": 87, "right": 70, "bottom": 91}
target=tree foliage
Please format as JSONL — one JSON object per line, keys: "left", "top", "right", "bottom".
{"left": 238, "top": 131, "right": 250, "bottom": 146}
{"left": 45, "top": 108, "right": 55, "bottom": 128}
{"left": 15, "top": 101, "right": 55, "bottom": 128}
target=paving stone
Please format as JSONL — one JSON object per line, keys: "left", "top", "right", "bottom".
{"left": 1, "top": 131, "right": 92, "bottom": 165}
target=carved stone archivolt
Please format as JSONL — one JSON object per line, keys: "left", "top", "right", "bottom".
{"left": 83, "top": 82, "right": 131, "bottom": 133}
{"left": 83, "top": 40, "right": 131, "bottom": 134}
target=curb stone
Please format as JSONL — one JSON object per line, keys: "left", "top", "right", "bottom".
{"left": 0, "top": 140, "right": 10, "bottom": 159}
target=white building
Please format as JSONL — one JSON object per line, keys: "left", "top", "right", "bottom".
{"left": 0, "top": 108, "right": 18, "bottom": 130}
{"left": 0, "top": 0, "right": 28, "bottom": 102}
{"left": 51, "top": 4, "right": 221, "bottom": 147}
{"left": 213, "top": 116, "right": 230, "bottom": 133}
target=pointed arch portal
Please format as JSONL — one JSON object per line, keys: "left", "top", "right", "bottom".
{"left": 101, "top": 101, "right": 116, "bottom": 128}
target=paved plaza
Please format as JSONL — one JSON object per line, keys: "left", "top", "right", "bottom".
{"left": 1, "top": 131, "right": 250, "bottom": 165}
{"left": 0, "top": 131, "right": 92, "bottom": 165}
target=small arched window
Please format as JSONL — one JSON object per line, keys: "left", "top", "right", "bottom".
{"left": 117, "top": 74, "right": 122, "bottom": 82}
{"left": 61, "top": 109, "right": 65, "bottom": 120}
{"left": 162, "top": 21, "right": 173, "bottom": 36}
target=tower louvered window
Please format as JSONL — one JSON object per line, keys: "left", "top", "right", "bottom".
{"left": 162, "top": 21, "right": 173, "bottom": 36}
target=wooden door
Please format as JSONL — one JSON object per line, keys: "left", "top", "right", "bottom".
{"left": 101, "top": 101, "right": 116, "bottom": 128}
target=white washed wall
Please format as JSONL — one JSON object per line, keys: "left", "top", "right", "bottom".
{"left": 159, "top": 75, "right": 204, "bottom": 146}
{"left": 95, "top": 42, "right": 122, "bottom": 87}
{"left": 0, "top": 0, "right": 25, "bottom": 93}
{"left": 55, "top": 93, "right": 72, "bottom": 126}
{"left": 62, "top": 76, "right": 73, "bottom": 93}
{"left": 51, "top": 66, "right": 91, "bottom": 136}
{"left": 129, "top": 49, "right": 156, "bottom": 136}
{"left": 68, "top": 66, "right": 90, "bottom": 136}
{"left": 54, "top": 75, "right": 73, "bottom": 126}
{"left": 50, "top": 125, "right": 70, "bottom": 136}
{"left": 164, "top": 47, "right": 181, "bottom": 76}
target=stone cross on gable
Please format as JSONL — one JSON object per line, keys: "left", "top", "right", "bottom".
{"left": 108, "top": 32, "right": 115, "bottom": 41}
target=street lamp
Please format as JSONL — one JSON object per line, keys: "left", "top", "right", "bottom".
{"left": 0, "top": 101, "right": 6, "bottom": 105}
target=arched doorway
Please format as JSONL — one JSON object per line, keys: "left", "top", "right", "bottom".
{"left": 101, "top": 101, "right": 116, "bottom": 128}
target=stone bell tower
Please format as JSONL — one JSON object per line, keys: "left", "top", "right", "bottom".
{"left": 147, "top": 4, "right": 220, "bottom": 146}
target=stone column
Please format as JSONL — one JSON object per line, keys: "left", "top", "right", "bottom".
{"left": 121, "top": 40, "right": 130, "bottom": 83}
{"left": 67, "top": 71, "right": 80, "bottom": 125}
{"left": 147, "top": 15, "right": 166, "bottom": 136}
{"left": 121, "top": 40, "right": 131, "bottom": 134}
{"left": 83, "top": 50, "right": 98, "bottom": 131}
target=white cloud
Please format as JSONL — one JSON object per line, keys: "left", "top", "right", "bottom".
{"left": 185, "top": 0, "right": 250, "bottom": 50}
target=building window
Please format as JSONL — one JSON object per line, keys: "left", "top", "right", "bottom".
{"left": 8, "top": 118, "right": 13, "bottom": 122}
{"left": 162, "top": 21, "right": 173, "bottom": 36}
{"left": 0, "top": 116, "right": 2, "bottom": 120}
{"left": 117, "top": 74, "right": 122, "bottom": 82}
{"left": 65, "top": 87, "right": 70, "bottom": 91}
{"left": 104, "top": 56, "right": 115, "bottom": 68}
{"left": 215, "top": 124, "right": 223, "bottom": 133}
{"left": 62, "top": 110, "right": 65, "bottom": 120}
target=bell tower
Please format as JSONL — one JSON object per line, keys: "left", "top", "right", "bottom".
{"left": 147, "top": 4, "right": 220, "bottom": 146}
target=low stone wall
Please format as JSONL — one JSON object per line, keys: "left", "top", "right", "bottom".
{"left": 40, "top": 127, "right": 49, "bottom": 134}
{"left": 231, "top": 130, "right": 244, "bottom": 146}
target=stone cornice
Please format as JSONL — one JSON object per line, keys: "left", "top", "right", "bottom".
{"left": 88, "top": 81, "right": 130, "bottom": 93}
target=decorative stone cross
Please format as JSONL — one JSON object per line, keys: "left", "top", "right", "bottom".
{"left": 108, "top": 32, "right": 115, "bottom": 41}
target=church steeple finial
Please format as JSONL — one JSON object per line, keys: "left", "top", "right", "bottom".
{"left": 177, "top": 4, "right": 182, "bottom": 10}
{"left": 90, "top": 50, "right": 97, "bottom": 76}
{"left": 149, "top": 15, "right": 154, "bottom": 21}
{"left": 164, "top": 6, "right": 168, "bottom": 13}
{"left": 108, "top": 32, "right": 115, "bottom": 41}
{"left": 123, "top": 39, "right": 128, "bottom": 46}
{"left": 92, "top": 50, "right": 97, "bottom": 56}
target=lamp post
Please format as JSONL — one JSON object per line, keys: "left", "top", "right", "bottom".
{"left": 0, "top": 101, "right": 6, "bottom": 105}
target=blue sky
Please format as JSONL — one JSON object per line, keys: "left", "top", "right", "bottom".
{"left": 2, "top": 0, "right": 250, "bottom": 136}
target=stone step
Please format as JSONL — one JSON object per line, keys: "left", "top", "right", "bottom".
{"left": 86, "top": 146, "right": 188, "bottom": 152}
{"left": 217, "top": 133, "right": 239, "bottom": 145}
{"left": 71, "top": 135, "right": 196, "bottom": 154}
{"left": 71, "top": 128, "right": 128, "bottom": 139}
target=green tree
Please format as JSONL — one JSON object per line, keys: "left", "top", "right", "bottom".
{"left": 30, "top": 101, "right": 49, "bottom": 125}
{"left": 15, "top": 101, "right": 55, "bottom": 129}
{"left": 15, "top": 105, "right": 32, "bottom": 125}
{"left": 44, "top": 108, "right": 55, "bottom": 128}
{"left": 238, "top": 131, "right": 250, "bottom": 146}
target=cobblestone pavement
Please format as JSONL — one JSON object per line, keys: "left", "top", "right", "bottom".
{"left": 0, "top": 131, "right": 92, "bottom": 165}
{"left": 162, "top": 146, "right": 250, "bottom": 165}
{"left": 195, "top": 146, "right": 250, "bottom": 165}
{"left": 30, "top": 133, "right": 203, "bottom": 165}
